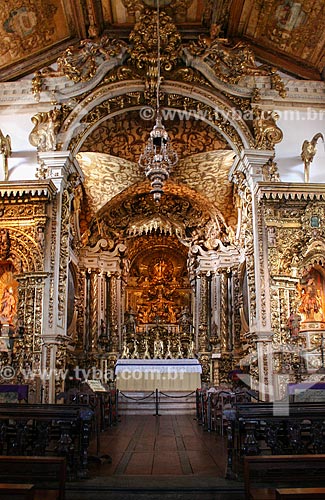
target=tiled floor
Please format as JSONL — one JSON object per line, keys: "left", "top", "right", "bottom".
{"left": 88, "top": 414, "right": 227, "bottom": 477}
{"left": 66, "top": 415, "right": 244, "bottom": 499}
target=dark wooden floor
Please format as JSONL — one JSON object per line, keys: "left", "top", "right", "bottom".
{"left": 67, "top": 415, "right": 244, "bottom": 499}
{"left": 88, "top": 414, "right": 227, "bottom": 476}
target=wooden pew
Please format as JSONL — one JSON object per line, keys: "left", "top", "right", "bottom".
{"left": 0, "top": 456, "right": 66, "bottom": 500}
{"left": 244, "top": 455, "right": 325, "bottom": 500}
{"left": 0, "top": 483, "right": 34, "bottom": 499}
{"left": 227, "top": 402, "right": 325, "bottom": 477}
{"left": 276, "top": 488, "right": 325, "bottom": 499}
{"left": 0, "top": 403, "right": 93, "bottom": 478}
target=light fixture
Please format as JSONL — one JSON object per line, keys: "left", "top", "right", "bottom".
{"left": 138, "top": 0, "right": 178, "bottom": 203}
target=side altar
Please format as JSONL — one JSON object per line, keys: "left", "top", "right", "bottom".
{"left": 115, "top": 359, "right": 202, "bottom": 392}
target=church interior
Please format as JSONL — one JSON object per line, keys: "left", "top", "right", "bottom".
{"left": 0, "top": 0, "right": 324, "bottom": 498}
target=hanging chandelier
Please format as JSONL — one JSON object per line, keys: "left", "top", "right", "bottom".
{"left": 138, "top": 0, "right": 178, "bottom": 204}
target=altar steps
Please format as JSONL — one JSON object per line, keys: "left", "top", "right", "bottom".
{"left": 117, "top": 391, "right": 197, "bottom": 415}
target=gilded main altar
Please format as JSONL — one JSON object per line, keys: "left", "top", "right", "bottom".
{"left": 0, "top": 1, "right": 324, "bottom": 404}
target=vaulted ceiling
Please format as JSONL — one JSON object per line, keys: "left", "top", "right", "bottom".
{"left": 0, "top": 0, "right": 324, "bottom": 82}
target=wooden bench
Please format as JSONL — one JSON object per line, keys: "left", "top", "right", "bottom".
{"left": 244, "top": 455, "right": 325, "bottom": 500}
{"left": 276, "top": 488, "right": 325, "bottom": 499}
{"left": 0, "top": 456, "right": 66, "bottom": 500}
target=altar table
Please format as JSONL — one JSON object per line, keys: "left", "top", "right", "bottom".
{"left": 115, "top": 359, "right": 202, "bottom": 391}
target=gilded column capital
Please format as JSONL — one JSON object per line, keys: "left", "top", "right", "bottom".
{"left": 37, "top": 151, "right": 84, "bottom": 191}
{"left": 230, "top": 149, "right": 275, "bottom": 189}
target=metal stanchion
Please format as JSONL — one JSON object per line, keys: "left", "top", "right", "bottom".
{"left": 154, "top": 388, "right": 161, "bottom": 416}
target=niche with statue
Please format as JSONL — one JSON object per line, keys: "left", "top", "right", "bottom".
{"left": 297, "top": 267, "right": 325, "bottom": 331}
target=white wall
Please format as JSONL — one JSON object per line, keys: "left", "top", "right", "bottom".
{"left": 275, "top": 109, "right": 325, "bottom": 183}
{"left": 0, "top": 108, "right": 37, "bottom": 181}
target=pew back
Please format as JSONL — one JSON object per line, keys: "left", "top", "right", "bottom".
{"left": 244, "top": 455, "right": 325, "bottom": 500}
{"left": 0, "top": 456, "right": 66, "bottom": 500}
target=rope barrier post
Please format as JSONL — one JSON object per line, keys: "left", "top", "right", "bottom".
{"left": 207, "top": 392, "right": 212, "bottom": 432}
{"left": 154, "top": 388, "right": 161, "bottom": 416}
{"left": 195, "top": 389, "right": 200, "bottom": 421}
{"left": 116, "top": 389, "right": 120, "bottom": 422}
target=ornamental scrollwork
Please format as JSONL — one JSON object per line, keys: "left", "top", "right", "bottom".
{"left": 38, "top": 35, "right": 127, "bottom": 83}
{"left": 186, "top": 24, "right": 286, "bottom": 97}
{"left": 253, "top": 109, "right": 283, "bottom": 150}
{"left": 29, "top": 108, "right": 62, "bottom": 152}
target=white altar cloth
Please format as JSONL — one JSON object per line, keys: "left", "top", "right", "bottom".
{"left": 115, "top": 359, "right": 202, "bottom": 391}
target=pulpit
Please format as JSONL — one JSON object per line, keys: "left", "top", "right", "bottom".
{"left": 115, "top": 359, "right": 202, "bottom": 391}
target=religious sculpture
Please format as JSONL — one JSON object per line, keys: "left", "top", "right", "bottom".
{"left": 143, "top": 339, "right": 151, "bottom": 359}
{"left": 287, "top": 312, "right": 301, "bottom": 338}
{"left": 165, "top": 339, "right": 173, "bottom": 359}
{"left": 123, "top": 308, "right": 137, "bottom": 337}
{"left": 0, "top": 287, "right": 16, "bottom": 324}
{"left": 153, "top": 333, "right": 164, "bottom": 359}
{"left": 131, "top": 339, "right": 139, "bottom": 359}
{"left": 121, "top": 339, "right": 130, "bottom": 359}
{"left": 297, "top": 278, "right": 324, "bottom": 322}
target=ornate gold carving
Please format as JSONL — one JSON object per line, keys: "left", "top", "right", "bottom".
{"left": 0, "top": 229, "right": 10, "bottom": 261}
{"left": 301, "top": 133, "right": 324, "bottom": 183}
{"left": 171, "top": 67, "right": 212, "bottom": 88}
{"left": 128, "top": 253, "right": 190, "bottom": 325}
{"left": 262, "top": 158, "right": 280, "bottom": 181}
{"left": 258, "top": 203, "right": 267, "bottom": 327}
{"left": 187, "top": 26, "right": 286, "bottom": 97}
{"left": 253, "top": 109, "right": 283, "bottom": 150}
{"left": 90, "top": 271, "right": 98, "bottom": 350}
{"left": 57, "top": 189, "right": 70, "bottom": 326}
{"left": 29, "top": 108, "right": 62, "bottom": 152}
{"left": 75, "top": 268, "right": 86, "bottom": 352}
{"left": 122, "top": 0, "right": 194, "bottom": 20}
{"left": 129, "top": 9, "right": 181, "bottom": 96}
{"left": 87, "top": 191, "right": 213, "bottom": 250}
{"left": 40, "top": 35, "right": 127, "bottom": 83}
{"left": 31, "top": 71, "right": 43, "bottom": 102}
{"left": 220, "top": 271, "right": 228, "bottom": 351}
{"left": 79, "top": 109, "right": 229, "bottom": 161}
{"left": 0, "top": 129, "right": 11, "bottom": 181}
{"left": 232, "top": 172, "right": 256, "bottom": 323}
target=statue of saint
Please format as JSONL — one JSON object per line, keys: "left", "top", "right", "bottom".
{"left": 287, "top": 312, "right": 301, "bottom": 337}
{"left": 0, "top": 287, "right": 16, "bottom": 324}
{"left": 297, "top": 278, "right": 324, "bottom": 321}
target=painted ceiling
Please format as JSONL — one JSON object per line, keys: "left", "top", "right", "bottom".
{"left": 0, "top": 0, "right": 324, "bottom": 81}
